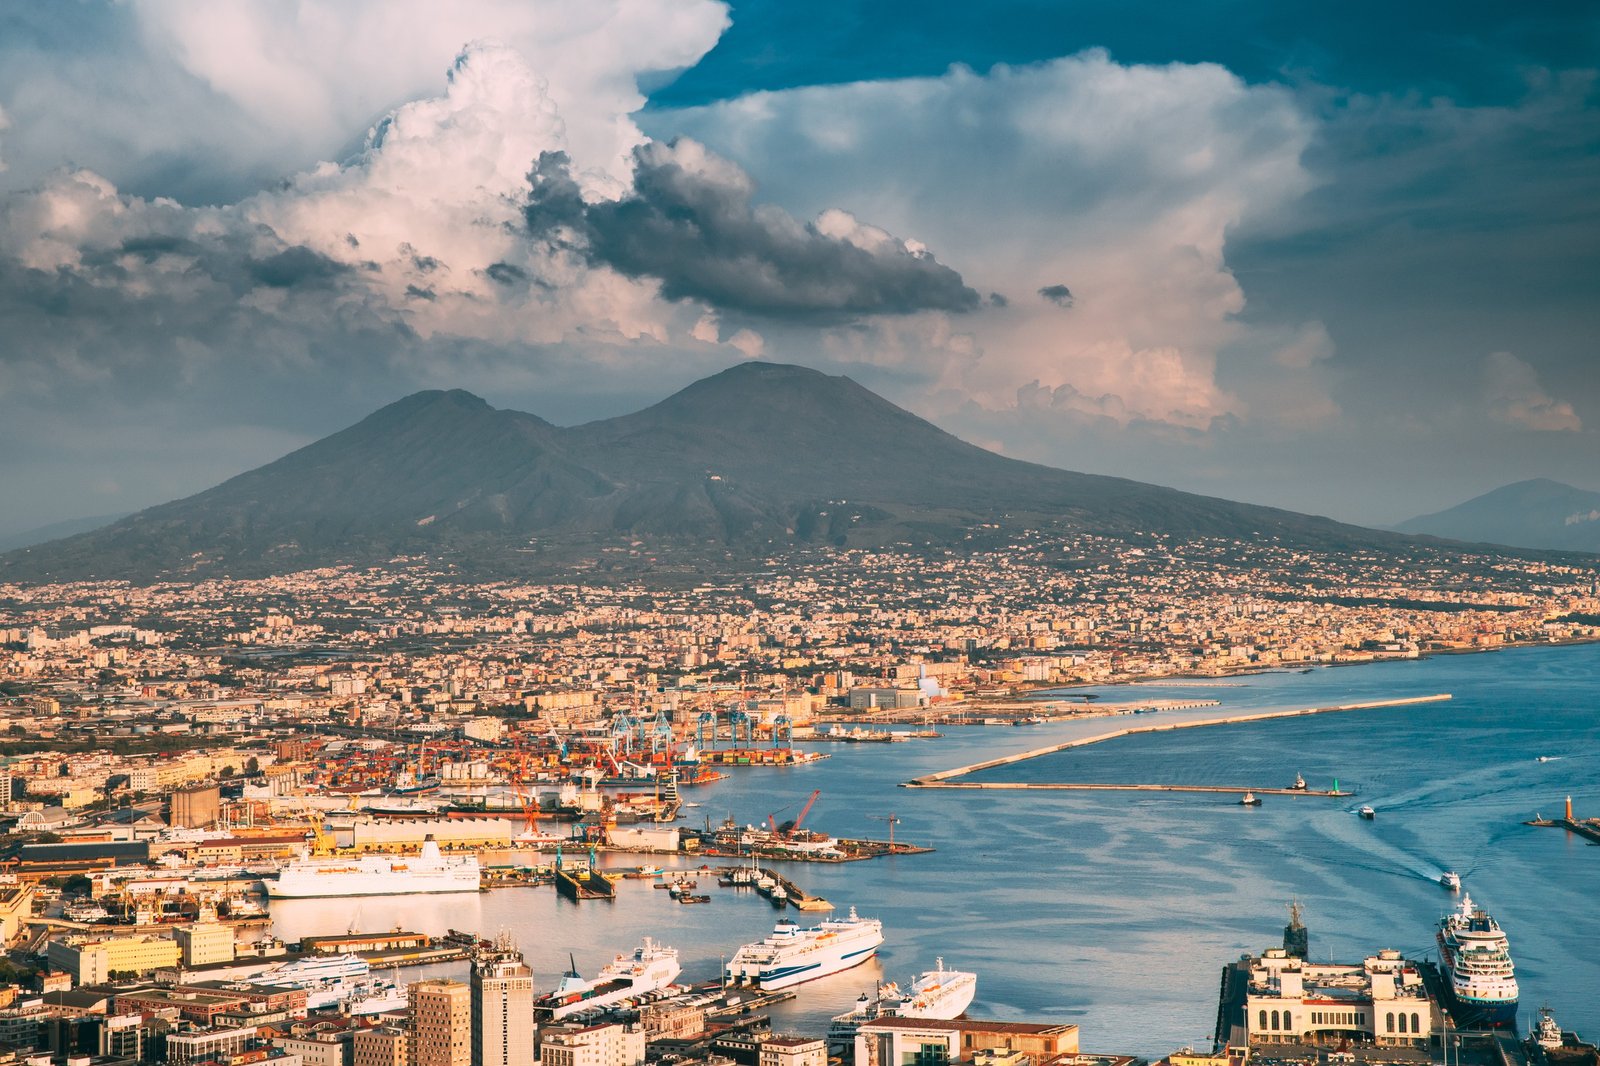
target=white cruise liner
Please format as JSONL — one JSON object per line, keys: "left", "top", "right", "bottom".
{"left": 828, "top": 958, "right": 976, "bottom": 1047}
{"left": 537, "top": 938, "right": 681, "bottom": 1019}
{"left": 266, "top": 836, "right": 480, "bottom": 898}
{"left": 1436, "top": 892, "right": 1518, "bottom": 1028}
{"left": 727, "top": 908, "right": 883, "bottom": 991}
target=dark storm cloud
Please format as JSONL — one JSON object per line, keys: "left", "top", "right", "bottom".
{"left": 1038, "top": 284, "right": 1074, "bottom": 307}
{"left": 526, "top": 144, "right": 981, "bottom": 318}
{"left": 247, "top": 246, "right": 352, "bottom": 289}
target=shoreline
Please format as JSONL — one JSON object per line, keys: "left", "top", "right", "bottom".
{"left": 905, "top": 693, "right": 1453, "bottom": 786}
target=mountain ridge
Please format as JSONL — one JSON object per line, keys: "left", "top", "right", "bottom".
{"left": 0, "top": 361, "right": 1537, "bottom": 582}
{"left": 1395, "top": 478, "right": 1600, "bottom": 553}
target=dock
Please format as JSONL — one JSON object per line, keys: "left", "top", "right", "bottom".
{"left": 906, "top": 693, "right": 1452, "bottom": 786}
{"left": 555, "top": 864, "right": 616, "bottom": 900}
{"left": 906, "top": 782, "right": 1347, "bottom": 797}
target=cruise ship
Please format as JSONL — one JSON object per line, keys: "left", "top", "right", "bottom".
{"left": 536, "top": 938, "right": 681, "bottom": 1020}
{"left": 726, "top": 908, "right": 883, "bottom": 991}
{"left": 265, "top": 836, "right": 480, "bottom": 898}
{"left": 828, "top": 959, "right": 977, "bottom": 1047}
{"left": 1437, "top": 893, "right": 1519, "bottom": 1028}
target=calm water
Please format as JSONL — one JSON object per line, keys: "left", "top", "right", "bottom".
{"left": 270, "top": 644, "right": 1600, "bottom": 1057}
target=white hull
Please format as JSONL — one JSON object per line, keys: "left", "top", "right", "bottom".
{"left": 900, "top": 967, "right": 977, "bottom": 1020}
{"left": 541, "top": 939, "right": 680, "bottom": 1019}
{"left": 727, "top": 909, "right": 884, "bottom": 991}
{"left": 267, "top": 839, "right": 479, "bottom": 899}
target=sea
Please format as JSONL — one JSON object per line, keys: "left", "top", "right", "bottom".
{"left": 267, "top": 642, "right": 1600, "bottom": 1058}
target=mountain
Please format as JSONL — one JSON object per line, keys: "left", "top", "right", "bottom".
{"left": 1395, "top": 479, "right": 1600, "bottom": 553}
{"left": 0, "top": 514, "right": 124, "bottom": 553}
{"left": 3, "top": 361, "right": 1461, "bottom": 581}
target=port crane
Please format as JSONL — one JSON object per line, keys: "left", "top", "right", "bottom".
{"left": 867, "top": 812, "right": 901, "bottom": 849}
{"left": 767, "top": 789, "right": 821, "bottom": 838}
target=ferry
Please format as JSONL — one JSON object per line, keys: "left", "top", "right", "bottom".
{"left": 266, "top": 836, "right": 480, "bottom": 898}
{"left": 536, "top": 938, "right": 681, "bottom": 1020}
{"left": 828, "top": 959, "right": 977, "bottom": 1047}
{"left": 1358, "top": 805, "right": 1376, "bottom": 820}
{"left": 1440, "top": 870, "right": 1462, "bottom": 891}
{"left": 1437, "top": 893, "right": 1519, "bottom": 1028}
{"left": 726, "top": 908, "right": 883, "bottom": 991}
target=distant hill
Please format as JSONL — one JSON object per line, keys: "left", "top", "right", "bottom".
{"left": 0, "top": 514, "right": 123, "bottom": 553}
{"left": 1, "top": 361, "right": 1478, "bottom": 582}
{"left": 1395, "top": 479, "right": 1600, "bottom": 553}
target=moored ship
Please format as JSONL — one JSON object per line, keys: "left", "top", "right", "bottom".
{"left": 1437, "top": 893, "right": 1519, "bottom": 1028}
{"left": 265, "top": 835, "right": 480, "bottom": 898}
{"left": 727, "top": 908, "right": 883, "bottom": 991}
{"left": 536, "top": 938, "right": 681, "bottom": 1020}
{"left": 828, "top": 958, "right": 977, "bottom": 1048}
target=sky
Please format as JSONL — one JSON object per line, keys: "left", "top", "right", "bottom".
{"left": 0, "top": 0, "right": 1596, "bottom": 536}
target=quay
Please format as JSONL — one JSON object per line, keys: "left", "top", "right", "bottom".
{"left": 1524, "top": 795, "right": 1600, "bottom": 845}
{"left": 907, "top": 782, "right": 1347, "bottom": 797}
{"left": 906, "top": 693, "right": 1453, "bottom": 785}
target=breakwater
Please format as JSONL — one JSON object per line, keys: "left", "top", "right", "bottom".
{"left": 905, "top": 693, "right": 1453, "bottom": 786}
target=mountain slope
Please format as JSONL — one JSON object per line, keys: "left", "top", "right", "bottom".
{"left": 1396, "top": 479, "right": 1600, "bottom": 552}
{"left": 3, "top": 362, "right": 1474, "bottom": 581}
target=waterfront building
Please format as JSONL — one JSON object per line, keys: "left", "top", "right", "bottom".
{"left": 174, "top": 922, "right": 236, "bottom": 967}
{"left": 540, "top": 1022, "right": 647, "bottom": 1066}
{"left": 409, "top": 980, "right": 471, "bottom": 1066}
{"left": 46, "top": 934, "right": 179, "bottom": 984}
{"left": 469, "top": 939, "right": 534, "bottom": 1066}
{"left": 1239, "top": 947, "right": 1437, "bottom": 1048}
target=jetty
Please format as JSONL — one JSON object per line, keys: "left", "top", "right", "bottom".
{"left": 909, "top": 782, "right": 1346, "bottom": 797}
{"left": 1525, "top": 795, "right": 1600, "bottom": 845}
{"left": 906, "top": 693, "right": 1452, "bottom": 786}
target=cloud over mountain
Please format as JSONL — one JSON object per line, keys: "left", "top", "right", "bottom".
{"left": 527, "top": 139, "right": 979, "bottom": 318}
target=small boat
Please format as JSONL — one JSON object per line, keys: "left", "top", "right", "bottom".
{"left": 1358, "top": 806, "right": 1376, "bottom": 820}
{"left": 1288, "top": 772, "right": 1307, "bottom": 791}
{"left": 1440, "top": 871, "right": 1461, "bottom": 891}
{"left": 1536, "top": 755, "right": 1556, "bottom": 763}
{"left": 1239, "top": 792, "right": 1262, "bottom": 807}
{"left": 678, "top": 894, "right": 712, "bottom": 905}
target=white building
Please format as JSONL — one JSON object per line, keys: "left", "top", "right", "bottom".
{"left": 1244, "top": 948, "right": 1438, "bottom": 1048}
{"left": 540, "top": 1023, "right": 646, "bottom": 1066}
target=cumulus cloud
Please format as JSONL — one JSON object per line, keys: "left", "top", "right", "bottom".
{"left": 526, "top": 139, "right": 979, "bottom": 318}
{"left": 656, "top": 51, "right": 1318, "bottom": 428}
{"left": 0, "top": 0, "right": 730, "bottom": 201}
{"left": 1484, "top": 351, "right": 1582, "bottom": 432}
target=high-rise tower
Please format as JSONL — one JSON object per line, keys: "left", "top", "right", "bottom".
{"left": 410, "top": 979, "right": 471, "bottom": 1066}
{"left": 471, "top": 934, "right": 535, "bottom": 1066}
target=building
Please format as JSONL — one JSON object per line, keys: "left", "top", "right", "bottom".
{"left": 540, "top": 1023, "right": 646, "bottom": 1066}
{"left": 46, "top": 934, "right": 179, "bottom": 984}
{"left": 1241, "top": 947, "right": 1438, "bottom": 1048}
{"left": 165, "top": 1025, "right": 259, "bottom": 1066}
{"left": 170, "top": 784, "right": 222, "bottom": 830}
{"left": 174, "top": 922, "right": 236, "bottom": 967}
{"left": 758, "top": 1037, "right": 826, "bottom": 1066}
{"left": 469, "top": 943, "right": 533, "bottom": 1066}
{"left": 639, "top": 1002, "right": 705, "bottom": 1041}
{"left": 409, "top": 980, "right": 471, "bottom": 1066}
{"left": 854, "top": 1019, "right": 1081, "bottom": 1066}
{"left": 0, "top": 883, "right": 36, "bottom": 942}
{"left": 267, "top": 1019, "right": 357, "bottom": 1066}
{"left": 354, "top": 1027, "right": 408, "bottom": 1066}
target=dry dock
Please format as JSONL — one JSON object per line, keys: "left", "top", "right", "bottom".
{"left": 906, "top": 693, "right": 1452, "bottom": 786}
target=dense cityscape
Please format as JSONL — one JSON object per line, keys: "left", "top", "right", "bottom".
{"left": 0, "top": 534, "right": 1595, "bottom": 1066}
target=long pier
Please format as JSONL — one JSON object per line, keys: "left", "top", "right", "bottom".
{"left": 907, "top": 782, "right": 1346, "bottom": 796}
{"left": 905, "top": 693, "right": 1452, "bottom": 786}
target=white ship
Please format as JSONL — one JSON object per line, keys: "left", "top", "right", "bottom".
{"left": 1436, "top": 892, "right": 1519, "bottom": 1028}
{"left": 828, "top": 958, "right": 976, "bottom": 1047}
{"left": 537, "top": 938, "right": 681, "bottom": 1020}
{"left": 726, "top": 908, "right": 883, "bottom": 991}
{"left": 898, "top": 958, "right": 977, "bottom": 1019}
{"left": 265, "top": 836, "right": 480, "bottom": 898}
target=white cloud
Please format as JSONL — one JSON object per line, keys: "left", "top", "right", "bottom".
{"left": 1484, "top": 351, "right": 1582, "bottom": 432}
{"left": 657, "top": 51, "right": 1319, "bottom": 429}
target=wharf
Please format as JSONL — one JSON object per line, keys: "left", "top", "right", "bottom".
{"left": 1523, "top": 817, "right": 1600, "bottom": 845}
{"left": 907, "top": 782, "right": 1347, "bottom": 797}
{"left": 907, "top": 694, "right": 1452, "bottom": 786}
{"left": 718, "top": 867, "right": 834, "bottom": 911}
{"left": 706, "top": 987, "right": 796, "bottom": 1018}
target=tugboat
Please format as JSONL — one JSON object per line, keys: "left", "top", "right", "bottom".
{"left": 1288, "top": 772, "right": 1308, "bottom": 791}
{"left": 1358, "top": 805, "right": 1376, "bottom": 820}
{"left": 1441, "top": 871, "right": 1462, "bottom": 891}
{"left": 1239, "top": 791, "right": 1263, "bottom": 807}
{"left": 1531, "top": 1006, "right": 1563, "bottom": 1051}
